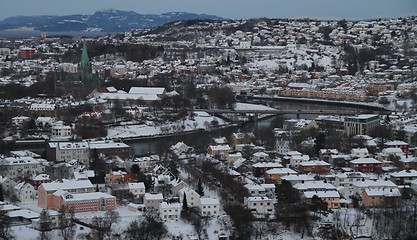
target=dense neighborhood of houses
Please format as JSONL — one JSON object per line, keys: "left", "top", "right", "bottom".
{"left": 0, "top": 14, "right": 416, "bottom": 240}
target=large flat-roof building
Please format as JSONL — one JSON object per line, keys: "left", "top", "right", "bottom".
{"left": 344, "top": 114, "right": 380, "bottom": 135}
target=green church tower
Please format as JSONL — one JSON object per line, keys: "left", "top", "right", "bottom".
{"left": 80, "top": 41, "right": 89, "bottom": 70}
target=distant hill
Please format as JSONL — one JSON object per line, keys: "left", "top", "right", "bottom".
{"left": 0, "top": 9, "right": 224, "bottom": 32}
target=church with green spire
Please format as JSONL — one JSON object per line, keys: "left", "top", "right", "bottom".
{"left": 55, "top": 40, "right": 101, "bottom": 99}
{"left": 80, "top": 41, "right": 89, "bottom": 70}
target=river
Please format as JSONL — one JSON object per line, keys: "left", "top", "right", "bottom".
{"left": 128, "top": 99, "right": 371, "bottom": 156}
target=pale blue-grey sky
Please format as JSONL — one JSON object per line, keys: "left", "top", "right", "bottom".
{"left": 1, "top": 0, "right": 416, "bottom": 21}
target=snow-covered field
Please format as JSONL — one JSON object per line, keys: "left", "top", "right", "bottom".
{"left": 107, "top": 111, "right": 228, "bottom": 139}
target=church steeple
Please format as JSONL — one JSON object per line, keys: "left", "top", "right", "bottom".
{"left": 80, "top": 41, "right": 89, "bottom": 70}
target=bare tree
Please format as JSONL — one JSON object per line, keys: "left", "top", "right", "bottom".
{"left": 124, "top": 210, "right": 167, "bottom": 240}
{"left": 0, "top": 211, "right": 13, "bottom": 240}
{"left": 58, "top": 207, "right": 76, "bottom": 240}
{"left": 89, "top": 210, "right": 120, "bottom": 240}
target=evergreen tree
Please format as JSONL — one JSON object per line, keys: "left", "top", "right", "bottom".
{"left": 0, "top": 184, "right": 4, "bottom": 202}
{"left": 196, "top": 179, "right": 204, "bottom": 197}
{"left": 182, "top": 192, "right": 188, "bottom": 212}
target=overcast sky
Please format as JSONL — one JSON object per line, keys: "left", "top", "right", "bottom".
{"left": 1, "top": 0, "right": 416, "bottom": 21}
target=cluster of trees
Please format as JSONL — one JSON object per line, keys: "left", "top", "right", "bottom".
{"left": 207, "top": 86, "right": 236, "bottom": 109}
{"left": 124, "top": 211, "right": 167, "bottom": 240}
{"left": 275, "top": 180, "right": 334, "bottom": 238}
{"left": 75, "top": 115, "right": 107, "bottom": 139}
{"left": 201, "top": 161, "right": 249, "bottom": 203}
{"left": 0, "top": 205, "right": 170, "bottom": 240}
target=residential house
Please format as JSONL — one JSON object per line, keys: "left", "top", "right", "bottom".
{"left": 350, "top": 158, "right": 382, "bottom": 173}
{"left": 382, "top": 148, "right": 405, "bottom": 158}
{"left": 179, "top": 188, "right": 200, "bottom": 208}
{"left": 252, "top": 152, "right": 269, "bottom": 162}
{"left": 302, "top": 191, "right": 341, "bottom": 209}
{"left": 159, "top": 202, "right": 181, "bottom": 221}
{"left": 244, "top": 197, "right": 274, "bottom": 216}
{"left": 384, "top": 140, "right": 409, "bottom": 153}
{"left": 293, "top": 181, "right": 337, "bottom": 193}
{"left": 334, "top": 172, "right": 370, "bottom": 197}
{"left": 319, "top": 149, "right": 339, "bottom": 162}
{"left": 398, "top": 156, "right": 417, "bottom": 170}
{"left": 144, "top": 193, "right": 164, "bottom": 210}
{"left": 107, "top": 183, "right": 131, "bottom": 200}
{"left": 125, "top": 155, "right": 159, "bottom": 172}
{"left": 128, "top": 182, "right": 146, "bottom": 199}
{"left": 351, "top": 148, "right": 369, "bottom": 159}
{"left": 252, "top": 162, "right": 283, "bottom": 176}
{"left": 31, "top": 174, "right": 51, "bottom": 190}
{"left": 170, "top": 142, "right": 193, "bottom": 157}
{"left": 289, "top": 154, "right": 310, "bottom": 169}
{"left": 207, "top": 145, "right": 232, "bottom": 157}
{"left": 170, "top": 179, "right": 188, "bottom": 196}
{"left": 14, "top": 182, "right": 36, "bottom": 203}
{"left": 226, "top": 152, "right": 243, "bottom": 165}
{"left": 0, "top": 156, "right": 47, "bottom": 182}
{"left": 281, "top": 174, "right": 315, "bottom": 186}
{"left": 51, "top": 122, "right": 72, "bottom": 138}
{"left": 351, "top": 179, "right": 398, "bottom": 197}
{"left": 0, "top": 176, "right": 16, "bottom": 195}
{"left": 361, "top": 188, "right": 402, "bottom": 208}
{"left": 265, "top": 168, "right": 297, "bottom": 184}
{"left": 199, "top": 198, "right": 220, "bottom": 217}
{"left": 298, "top": 160, "right": 331, "bottom": 174}
{"left": 390, "top": 170, "right": 417, "bottom": 185}
{"left": 230, "top": 133, "right": 254, "bottom": 148}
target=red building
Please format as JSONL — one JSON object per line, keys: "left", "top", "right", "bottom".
{"left": 384, "top": 140, "right": 409, "bottom": 153}
{"left": 350, "top": 158, "right": 382, "bottom": 173}
{"left": 38, "top": 180, "right": 95, "bottom": 208}
{"left": 50, "top": 190, "right": 116, "bottom": 213}
{"left": 19, "top": 48, "right": 36, "bottom": 59}
{"left": 31, "top": 174, "right": 51, "bottom": 190}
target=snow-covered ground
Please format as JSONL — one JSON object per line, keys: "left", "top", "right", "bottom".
{"left": 107, "top": 111, "right": 228, "bottom": 139}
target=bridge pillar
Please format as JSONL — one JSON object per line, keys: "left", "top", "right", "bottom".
{"left": 296, "top": 113, "right": 300, "bottom": 119}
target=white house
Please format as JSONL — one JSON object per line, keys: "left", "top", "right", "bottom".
{"left": 11, "top": 116, "right": 30, "bottom": 127}
{"left": 51, "top": 121, "right": 72, "bottom": 138}
{"left": 159, "top": 202, "right": 182, "bottom": 221}
{"left": 351, "top": 179, "right": 398, "bottom": 196}
{"left": 351, "top": 148, "right": 369, "bottom": 159}
{"left": 35, "top": 117, "right": 54, "bottom": 128}
{"left": 55, "top": 142, "right": 89, "bottom": 165}
{"left": 128, "top": 182, "right": 146, "bottom": 199}
{"left": 289, "top": 154, "right": 310, "bottom": 168}
{"left": 252, "top": 152, "right": 269, "bottom": 162}
{"left": 281, "top": 174, "right": 315, "bottom": 186}
{"left": 179, "top": 188, "right": 200, "bottom": 207}
{"left": 14, "top": 182, "right": 36, "bottom": 203}
{"left": 244, "top": 197, "right": 274, "bottom": 216}
{"left": 170, "top": 142, "right": 193, "bottom": 157}
{"left": 144, "top": 193, "right": 164, "bottom": 209}
{"left": 334, "top": 172, "right": 370, "bottom": 197}
{"left": 0, "top": 176, "right": 16, "bottom": 194}
{"left": 199, "top": 198, "right": 220, "bottom": 217}
{"left": 0, "top": 156, "right": 47, "bottom": 182}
